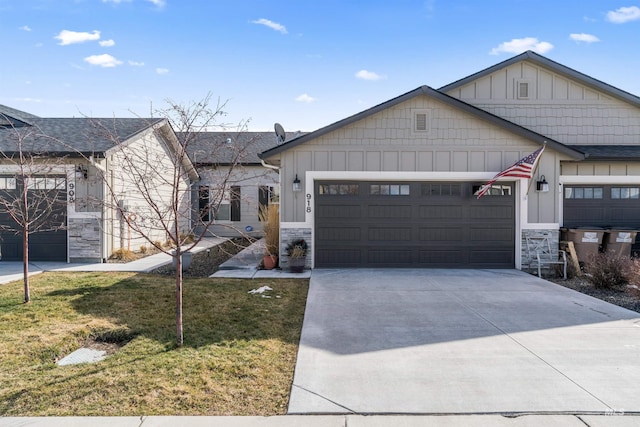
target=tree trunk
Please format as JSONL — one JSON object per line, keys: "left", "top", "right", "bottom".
{"left": 23, "top": 228, "right": 30, "bottom": 304}
{"left": 175, "top": 251, "right": 183, "bottom": 347}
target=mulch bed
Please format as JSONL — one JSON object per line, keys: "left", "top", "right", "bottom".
{"left": 151, "top": 237, "right": 253, "bottom": 278}
{"left": 549, "top": 275, "right": 640, "bottom": 314}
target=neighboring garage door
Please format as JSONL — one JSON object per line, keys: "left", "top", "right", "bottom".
{"left": 0, "top": 176, "right": 68, "bottom": 262}
{"left": 315, "top": 181, "right": 515, "bottom": 268}
{"left": 564, "top": 184, "right": 640, "bottom": 252}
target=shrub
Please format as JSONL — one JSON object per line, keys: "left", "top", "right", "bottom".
{"left": 584, "top": 253, "right": 632, "bottom": 289}
{"left": 139, "top": 245, "right": 148, "bottom": 254}
{"left": 259, "top": 205, "right": 280, "bottom": 256}
{"left": 110, "top": 248, "right": 136, "bottom": 262}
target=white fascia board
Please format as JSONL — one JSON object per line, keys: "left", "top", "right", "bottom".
{"left": 560, "top": 175, "right": 640, "bottom": 184}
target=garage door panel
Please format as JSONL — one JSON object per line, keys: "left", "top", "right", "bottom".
{"left": 317, "top": 205, "right": 361, "bottom": 218}
{"left": 470, "top": 227, "right": 513, "bottom": 242}
{"left": 368, "top": 227, "right": 412, "bottom": 241}
{"left": 316, "top": 227, "right": 361, "bottom": 241}
{"left": 419, "top": 205, "right": 463, "bottom": 218}
{"left": 417, "top": 249, "right": 465, "bottom": 265}
{"left": 419, "top": 227, "right": 465, "bottom": 241}
{"left": 470, "top": 206, "right": 513, "bottom": 219}
{"left": 368, "top": 249, "right": 414, "bottom": 264}
{"left": 315, "top": 181, "right": 514, "bottom": 268}
{"left": 367, "top": 205, "right": 412, "bottom": 219}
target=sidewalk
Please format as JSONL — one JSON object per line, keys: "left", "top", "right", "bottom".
{"left": 0, "top": 237, "right": 227, "bottom": 284}
{"left": 0, "top": 414, "right": 637, "bottom": 426}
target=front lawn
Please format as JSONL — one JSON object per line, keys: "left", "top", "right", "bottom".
{"left": 0, "top": 272, "right": 308, "bottom": 416}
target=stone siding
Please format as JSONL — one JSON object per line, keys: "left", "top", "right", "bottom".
{"left": 69, "top": 218, "right": 101, "bottom": 262}
{"left": 280, "top": 227, "right": 312, "bottom": 270}
{"left": 521, "top": 229, "right": 560, "bottom": 275}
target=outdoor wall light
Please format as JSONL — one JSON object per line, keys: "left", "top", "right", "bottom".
{"left": 75, "top": 165, "right": 88, "bottom": 180}
{"left": 536, "top": 175, "right": 549, "bottom": 192}
{"left": 293, "top": 174, "right": 301, "bottom": 192}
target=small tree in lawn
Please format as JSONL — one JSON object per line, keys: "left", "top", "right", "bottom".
{"left": 84, "top": 94, "right": 257, "bottom": 346}
{"left": 0, "top": 117, "right": 67, "bottom": 303}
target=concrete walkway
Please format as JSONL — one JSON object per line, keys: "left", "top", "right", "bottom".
{"left": 0, "top": 237, "right": 226, "bottom": 284}
{"left": 0, "top": 414, "right": 638, "bottom": 426}
{"left": 289, "top": 269, "right": 640, "bottom": 415}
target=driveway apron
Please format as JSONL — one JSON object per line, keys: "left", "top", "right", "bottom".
{"left": 288, "top": 269, "right": 640, "bottom": 414}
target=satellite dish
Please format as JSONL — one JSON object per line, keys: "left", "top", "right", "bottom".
{"left": 274, "top": 122, "right": 286, "bottom": 143}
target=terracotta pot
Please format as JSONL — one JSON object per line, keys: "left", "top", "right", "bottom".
{"left": 263, "top": 255, "right": 278, "bottom": 270}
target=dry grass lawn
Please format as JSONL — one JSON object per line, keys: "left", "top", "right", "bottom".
{"left": 0, "top": 272, "right": 308, "bottom": 416}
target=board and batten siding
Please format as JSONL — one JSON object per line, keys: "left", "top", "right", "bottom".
{"left": 443, "top": 61, "right": 640, "bottom": 145}
{"left": 275, "top": 94, "right": 560, "bottom": 224}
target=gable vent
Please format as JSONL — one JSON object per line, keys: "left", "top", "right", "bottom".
{"left": 516, "top": 79, "right": 532, "bottom": 100}
{"left": 412, "top": 109, "right": 431, "bottom": 133}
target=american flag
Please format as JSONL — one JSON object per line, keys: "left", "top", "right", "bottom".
{"left": 477, "top": 145, "right": 545, "bottom": 199}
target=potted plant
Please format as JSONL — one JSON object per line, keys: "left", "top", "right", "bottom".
{"left": 258, "top": 205, "right": 279, "bottom": 269}
{"left": 285, "top": 238, "right": 308, "bottom": 273}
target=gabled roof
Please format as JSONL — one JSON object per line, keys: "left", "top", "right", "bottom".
{"left": 439, "top": 51, "right": 640, "bottom": 108}
{"left": 183, "top": 131, "right": 301, "bottom": 165}
{"left": 0, "top": 105, "right": 40, "bottom": 128}
{"left": 260, "top": 85, "right": 585, "bottom": 160}
{"left": 0, "top": 117, "right": 164, "bottom": 156}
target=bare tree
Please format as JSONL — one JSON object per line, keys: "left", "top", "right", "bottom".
{"left": 80, "top": 94, "right": 259, "bottom": 346}
{"left": 0, "top": 118, "right": 67, "bottom": 303}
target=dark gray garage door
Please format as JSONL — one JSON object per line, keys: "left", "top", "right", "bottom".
{"left": 315, "top": 181, "right": 515, "bottom": 268}
{"left": 564, "top": 184, "right": 640, "bottom": 252}
{"left": 0, "top": 176, "right": 67, "bottom": 262}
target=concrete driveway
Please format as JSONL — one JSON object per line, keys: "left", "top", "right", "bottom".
{"left": 289, "top": 269, "right": 640, "bottom": 415}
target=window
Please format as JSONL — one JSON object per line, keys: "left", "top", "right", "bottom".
{"left": 370, "top": 184, "right": 410, "bottom": 196}
{"left": 412, "top": 109, "right": 431, "bottom": 133}
{"left": 564, "top": 187, "right": 603, "bottom": 199}
{"left": 516, "top": 79, "right": 531, "bottom": 100}
{"left": 421, "top": 183, "right": 461, "bottom": 196}
{"left": 472, "top": 184, "right": 512, "bottom": 196}
{"left": 199, "top": 185, "right": 241, "bottom": 222}
{"left": 26, "top": 176, "right": 66, "bottom": 190}
{"left": 318, "top": 184, "right": 359, "bottom": 195}
{"left": 611, "top": 187, "right": 640, "bottom": 199}
{"left": 258, "top": 185, "right": 279, "bottom": 219}
{"left": 0, "top": 176, "right": 16, "bottom": 190}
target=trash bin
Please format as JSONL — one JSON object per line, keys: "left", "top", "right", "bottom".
{"left": 171, "top": 250, "right": 193, "bottom": 271}
{"left": 561, "top": 227, "right": 605, "bottom": 263}
{"left": 603, "top": 229, "right": 638, "bottom": 257}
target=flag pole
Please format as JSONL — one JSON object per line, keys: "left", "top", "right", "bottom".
{"left": 526, "top": 142, "right": 546, "bottom": 195}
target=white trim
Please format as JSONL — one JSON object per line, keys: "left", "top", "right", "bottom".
{"left": 559, "top": 175, "right": 640, "bottom": 185}
{"left": 522, "top": 223, "right": 560, "bottom": 230}
{"left": 300, "top": 171, "right": 526, "bottom": 269}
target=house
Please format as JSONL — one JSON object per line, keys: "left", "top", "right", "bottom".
{"left": 0, "top": 108, "right": 197, "bottom": 263}
{"left": 260, "top": 51, "right": 640, "bottom": 270}
{"left": 183, "top": 131, "right": 291, "bottom": 238}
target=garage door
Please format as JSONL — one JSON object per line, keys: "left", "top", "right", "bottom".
{"left": 564, "top": 184, "right": 640, "bottom": 252}
{"left": 315, "top": 181, "right": 515, "bottom": 268}
{"left": 0, "top": 176, "right": 67, "bottom": 262}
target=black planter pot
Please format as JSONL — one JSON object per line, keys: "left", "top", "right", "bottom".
{"left": 288, "top": 257, "right": 306, "bottom": 273}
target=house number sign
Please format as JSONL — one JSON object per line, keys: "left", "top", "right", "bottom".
{"left": 68, "top": 182, "right": 75, "bottom": 203}
{"left": 306, "top": 193, "right": 312, "bottom": 213}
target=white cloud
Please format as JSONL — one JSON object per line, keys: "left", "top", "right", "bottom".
{"left": 147, "top": 0, "right": 166, "bottom": 7}
{"left": 128, "top": 60, "right": 145, "bottom": 66}
{"left": 251, "top": 18, "right": 287, "bottom": 34}
{"left": 156, "top": 68, "right": 169, "bottom": 75}
{"left": 490, "top": 37, "right": 553, "bottom": 55}
{"left": 55, "top": 30, "right": 101, "bottom": 45}
{"left": 19, "top": 25, "right": 31, "bottom": 31}
{"left": 295, "top": 93, "right": 316, "bottom": 103}
{"left": 99, "top": 39, "right": 115, "bottom": 47}
{"left": 84, "top": 54, "right": 123, "bottom": 67}
{"left": 606, "top": 6, "right": 640, "bottom": 23}
{"left": 355, "top": 70, "right": 385, "bottom": 81}
{"left": 569, "top": 33, "right": 600, "bottom": 43}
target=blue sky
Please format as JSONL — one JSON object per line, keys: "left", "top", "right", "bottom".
{"left": 2, "top": 0, "right": 640, "bottom": 131}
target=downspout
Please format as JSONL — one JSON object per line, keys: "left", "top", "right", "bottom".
{"left": 91, "top": 155, "right": 109, "bottom": 263}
